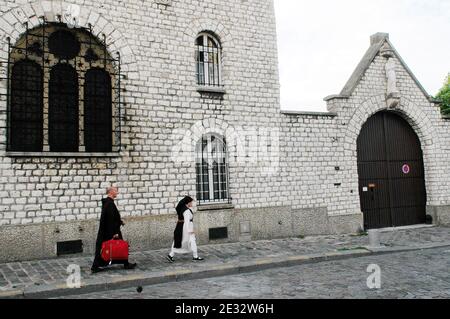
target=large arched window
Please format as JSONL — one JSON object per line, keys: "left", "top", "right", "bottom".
{"left": 196, "top": 33, "right": 221, "bottom": 87}
{"left": 84, "top": 68, "right": 112, "bottom": 152}
{"left": 49, "top": 63, "right": 79, "bottom": 152}
{"left": 196, "top": 134, "right": 230, "bottom": 204}
{"left": 7, "top": 23, "right": 119, "bottom": 154}
{"left": 9, "top": 60, "right": 43, "bottom": 152}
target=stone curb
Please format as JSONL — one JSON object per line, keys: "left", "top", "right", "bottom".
{"left": 2, "top": 242, "right": 450, "bottom": 299}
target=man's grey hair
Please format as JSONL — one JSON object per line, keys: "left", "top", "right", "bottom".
{"left": 107, "top": 186, "right": 118, "bottom": 194}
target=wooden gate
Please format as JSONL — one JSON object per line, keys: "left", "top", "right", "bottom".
{"left": 357, "top": 111, "right": 427, "bottom": 229}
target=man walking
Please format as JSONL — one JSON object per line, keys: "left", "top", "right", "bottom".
{"left": 91, "top": 186, "right": 137, "bottom": 273}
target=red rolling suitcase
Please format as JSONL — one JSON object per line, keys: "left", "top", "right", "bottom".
{"left": 101, "top": 239, "right": 129, "bottom": 263}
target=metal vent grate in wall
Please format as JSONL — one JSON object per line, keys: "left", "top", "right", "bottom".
{"left": 209, "top": 227, "right": 228, "bottom": 240}
{"left": 57, "top": 240, "right": 83, "bottom": 256}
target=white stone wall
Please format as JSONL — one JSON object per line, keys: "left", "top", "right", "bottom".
{"left": 279, "top": 114, "right": 340, "bottom": 210}
{"left": 0, "top": 0, "right": 448, "bottom": 236}
{"left": 0, "top": 0, "right": 282, "bottom": 226}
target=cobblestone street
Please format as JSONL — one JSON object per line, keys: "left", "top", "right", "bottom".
{"left": 59, "top": 246, "right": 450, "bottom": 299}
{"left": 1, "top": 226, "right": 449, "bottom": 298}
{"left": 1, "top": 0, "right": 449, "bottom": 305}
{"left": 0, "top": 226, "right": 447, "bottom": 292}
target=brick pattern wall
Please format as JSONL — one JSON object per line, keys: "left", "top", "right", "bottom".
{"left": 0, "top": 0, "right": 282, "bottom": 225}
{"left": 0, "top": 0, "right": 448, "bottom": 230}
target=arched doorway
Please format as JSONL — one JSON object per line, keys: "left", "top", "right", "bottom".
{"left": 357, "top": 111, "right": 427, "bottom": 229}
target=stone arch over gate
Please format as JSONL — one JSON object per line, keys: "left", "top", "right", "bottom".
{"left": 343, "top": 94, "right": 441, "bottom": 206}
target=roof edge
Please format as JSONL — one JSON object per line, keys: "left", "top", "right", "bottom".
{"left": 338, "top": 34, "right": 387, "bottom": 97}
{"left": 325, "top": 33, "right": 439, "bottom": 104}
{"left": 281, "top": 110, "right": 338, "bottom": 117}
{"left": 384, "top": 38, "right": 438, "bottom": 103}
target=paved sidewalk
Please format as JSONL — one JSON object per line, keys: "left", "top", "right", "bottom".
{"left": 1, "top": 225, "right": 449, "bottom": 298}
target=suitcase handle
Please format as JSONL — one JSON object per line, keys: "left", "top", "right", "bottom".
{"left": 109, "top": 242, "right": 113, "bottom": 265}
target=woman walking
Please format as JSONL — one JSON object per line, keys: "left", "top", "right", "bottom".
{"left": 167, "top": 196, "right": 204, "bottom": 262}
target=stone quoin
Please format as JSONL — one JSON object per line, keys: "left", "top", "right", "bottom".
{"left": 0, "top": 0, "right": 448, "bottom": 262}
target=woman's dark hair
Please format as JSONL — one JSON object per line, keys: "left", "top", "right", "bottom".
{"left": 175, "top": 196, "right": 194, "bottom": 218}
{"left": 185, "top": 196, "right": 194, "bottom": 204}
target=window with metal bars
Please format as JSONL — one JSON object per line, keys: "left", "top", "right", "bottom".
{"left": 84, "top": 68, "right": 112, "bottom": 152}
{"left": 195, "top": 134, "right": 230, "bottom": 204}
{"left": 196, "top": 33, "right": 222, "bottom": 87}
{"left": 9, "top": 60, "right": 43, "bottom": 152}
{"left": 3, "top": 21, "right": 121, "bottom": 154}
{"left": 49, "top": 63, "right": 79, "bottom": 152}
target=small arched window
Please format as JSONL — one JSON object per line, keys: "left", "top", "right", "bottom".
{"left": 49, "top": 63, "right": 79, "bottom": 152}
{"left": 84, "top": 68, "right": 112, "bottom": 152}
{"left": 196, "top": 33, "right": 221, "bottom": 87}
{"left": 196, "top": 134, "right": 229, "bottom": 204}
{"left": 9, "top": 60, "right": 43, "bottom": 152}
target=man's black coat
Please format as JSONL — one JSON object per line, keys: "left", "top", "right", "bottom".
{"left": 92, "top": 197, "right": 124, "bottom": 267}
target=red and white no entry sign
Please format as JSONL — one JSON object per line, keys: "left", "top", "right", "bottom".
{"left": 402, "top": 164, "right": 411, "bottom": 174}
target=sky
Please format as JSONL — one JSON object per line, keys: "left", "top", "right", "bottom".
{"left": 274, "top": 0, "right": 450, "bottom": 112}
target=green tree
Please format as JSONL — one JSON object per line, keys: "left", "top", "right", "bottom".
{"left": 436, "top": 73, "right": 450, "bottom": 115}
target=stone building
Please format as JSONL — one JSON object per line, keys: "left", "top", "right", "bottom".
{"left": 0, "top": 0, "right": 448, "bottom": 262}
